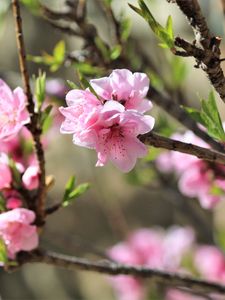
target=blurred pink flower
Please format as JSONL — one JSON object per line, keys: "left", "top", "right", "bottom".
{"left": 108, "top": 226, "right": 195, "bottom": 300}
{"left": 0, "top": 79, "right": 29, "bottom": 141}
{"left": 156, "top": 131, "right": 225, "bottom": 209}
{"left": 0, "top": 208, "right": 38, "bottom": 259}
{"left": 60, "top": 88, "right": 154, "bottom": 172}
{"left": 0, "top": 154, "right": 11, "bottom": 189}
{"left": 90, "top": 69, "right": 151, "bottom": 113}
{"left": 194, "top": 246, "right": 225, "bottom": 283}
{"left": 22, "top": 165, "right": 39, "bottom": 190}
{"left": 166, "top": 289, "right": 205, "bottom": 300}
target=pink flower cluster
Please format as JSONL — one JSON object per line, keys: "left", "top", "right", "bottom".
{"left": 108, "top": 227, "right": 225, "bottom": 300}
{"left": 156, "top": 131, "right": 225, "bottom": 209}
{"left": 59, "top": 69, "right": 155, "bottom": 172}
{"left": 0, "top": 79, "right": 38, "bottom": 260}
{"left": 108, "top": 226, "right": 195, "bottom": 300}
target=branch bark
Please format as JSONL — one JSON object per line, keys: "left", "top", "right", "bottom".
{"left": 12, "top": 0, "right": 46, "bottom": 225}
{"left": 140, "top": 131, "right": 225, "bottom": 165}
{"left": 170, "top": 0, "right": 225, "bottom": 104}
{"left": 14, "top": 250, "right": 225, "bottom": 295}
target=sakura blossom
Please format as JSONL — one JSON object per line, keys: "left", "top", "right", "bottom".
{"left": 156, "top": 131, "right": 225, "bottom": 209}
{"left": 108, "top": 226, "right": 195, "bottom": 300}
{"left": 59, "top": 70, "right": 155, "bottom": 172}
{"left": 0, "top": 208, "right": 38, "bottom": 259}
{"left": 0, "top": 79, "right": 30, "bottom": 141}
{"left": 90, "top": 69, "right": 151, "bottom": 113}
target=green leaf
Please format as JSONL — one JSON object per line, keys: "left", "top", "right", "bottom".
{"left": 67, "top": 80, "right": 79, "bottom": 89}
{"left": 120, "top": 17, "right": 131, "bottom": 42}
{"left": 53, "top": 40, "right": 66, "bottom": 64}
{"left": 79, "top": 75, "right": 101, "bottom": 100}
{"left": 40, "top": 105, "right": 53, "bottom": 133}
{"left": 62, "top": 179, "right": 90, "bottom": 208}
{"left": 110, "top": 45, "right": 122, "bottom": 60}
{"left": 68, "top": 183, "right": 90, "bottom": 200}
{"left": 35, "top": 71, "right": 46, "bottom": 110}
{"left": 63, "top": 175, "right": 76, "bottom": 203}
{"left": 129, "top": 0, "right": 174, "bottom": 49}
{"left": 166, "top": 15, "right": 174, "bottom": 40}
{"left": 74, "top": 62, "right": 104, "bottom": 76}
{"left": 0, "top": 239, "right": 8, "bottom": 264}
{"left": 201, "top": 91, "right": 225, "bottom": 140}
{"left": 182, "top": 106, "right": 204, "bottom": 124}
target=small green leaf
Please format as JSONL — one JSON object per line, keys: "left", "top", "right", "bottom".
{"left": 210, "top": 185, "right": 224, "bottom": 196}
{"left": 182, "top": 106, "right": 204, "bottom": 124}
{"left": 68, "top": 183, "right": 90, "bottom": 200}
{"left": 63, "top": 175, "right": 76, "bottom": 203}
{"left": 166, "top": 15, "right": 174, "bottom": 40}
{"left": 41, "top": 105, "right": 53, "bottom": 133}
{"left": 129, "top": 0, "right": 174, "bottom": 49}
{"left": 79, "top": 75, "right": 101, "bottom": 100}
{"left": 8, "top": 158, "right": 21, "bottom": 186}
{"left": 0, "top": 239, "right": 8, "bottom": 264}
{"left": 74, "top": 62, "right": 104, "bottom": 76}
{"left": 215, "top": 229, "right": 225, "bottom": 253}
{"left": 62, "top": 181, "right": 90, "bottom": 207}
{"left": 67, "top": 80, "right": 79, "bottom": 89}
{"left": 35, "top": 71, "right": 46, "bottom": 110}
{"left": 53, "top": 40, "right": 66, "bottom": 64}
{"left": 110, "top": 45, "right": 122, "bottom": 60}
{"left": 120, "top": 17, "right": 131, "bottom": 42}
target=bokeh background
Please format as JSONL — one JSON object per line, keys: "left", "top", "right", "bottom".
{"left": 0, "top": 0, "right": 225, "bottom": 299}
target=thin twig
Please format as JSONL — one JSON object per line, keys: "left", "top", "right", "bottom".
{"left": 14, "top": 249, "right": 225, "bottom": 295}
{"left": 140, "top": 132, "right": 225, "bottom": 165}
{"left": 12, "top": 0, "right": 46, "bottom": 225}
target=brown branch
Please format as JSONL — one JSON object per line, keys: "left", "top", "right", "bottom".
{"left": 221, "top": 0, "right": 225, "bottom": 14}
{"left": 12, "top": 0, "right": 46, "bottom": 225}
{"left": 140, "top": 132, "right": 225, "bottom": 165}
{"left": 14, "top": 249, "right": 225, "bottom": 295}
{"left": 169, "top": 0, "right": 225, "bottom": 104}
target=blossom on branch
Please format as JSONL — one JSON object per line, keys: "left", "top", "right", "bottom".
{"left": 59, "top": 69, "right": 154, "bottom": 172}
{"left": 0, "top": 208, "right": 38, "bottom": 259}
{"left": 0, "top": 79, "right": 29, "bottom": 141}
{"left": 156, "top": 131, "right": 225, "bottom": 209}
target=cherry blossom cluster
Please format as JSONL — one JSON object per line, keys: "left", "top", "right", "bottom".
{"left": 0, "top": 79, "right": 39, "bottom": 260}
{"left": 156, "top": 131, "right": 225, "bottom": 209}
{"left": 108, "top": 227, "right": 225, "bottom": 300}
{"left": 59, "top": 69, "right": 155, "bottom": 172}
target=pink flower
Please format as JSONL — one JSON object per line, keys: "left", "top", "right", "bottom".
{"left": 0, "top": 208, "right": 38, "bottom": 259}
{"left": 60, "top": 97, "right": 154, "bottom": 172}
{"left": 156, "top": 131, "right": 225, "bottom": 209}
{"left": 108, "top": 226, "right": 195, "bottom": 300}
{"left": 0, "top": 79, "right": 30, "bottom": 141}
{"left": 166, "top": 289, "right": 205, "bottom": 300}
{"left": 22, "top": 165, "right": 39, "bottom": 190}
{"left": 0, "top": 154, "right": 11, "bottom": 189}
{"left": 90, "top": 69, "right": 151, "bottom": 113}
{"left": 194, "top": 246, "right": 225, "bottom": 283}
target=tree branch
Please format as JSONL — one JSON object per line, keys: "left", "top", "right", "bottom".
{"left": 12, "top": 0, "right": 46, "bottom": 225}
{"left": 140, "top": 131, "right": 225, "bottom": 165}
{"left": 14, "top": 250, "right": 225, "bottom": 295}
{"left": 169, "top": 0, "right": 225, "bottom": 104}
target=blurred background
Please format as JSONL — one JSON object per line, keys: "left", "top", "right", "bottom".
{"left": 0, "top": 0, "right": 225, "bottom": 299}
